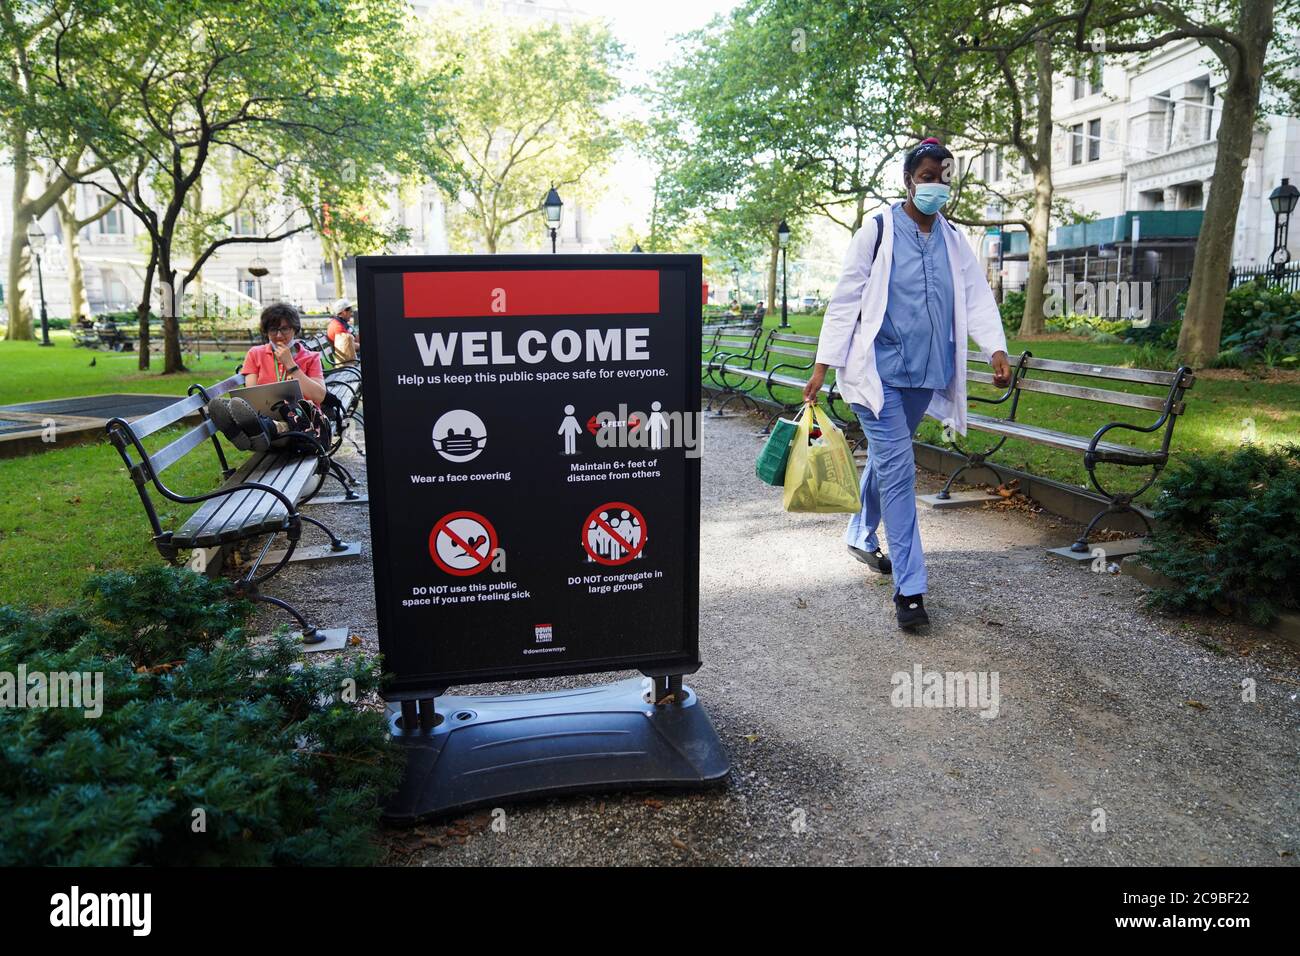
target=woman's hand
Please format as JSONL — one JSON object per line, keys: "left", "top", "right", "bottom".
{"left": 273, "top": 341, "right": 298, "bottom": 373}
{"left": 991, "top": 350, "right": 1012, "bottom": 388}
{"left": 803, "top": 363, "right": 830, "bottom": 404}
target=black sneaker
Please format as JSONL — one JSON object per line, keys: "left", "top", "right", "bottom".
{"left": 894, "top": 593, "right": 929, "bottom": 631}
{"left": 207, "top": 397, "right": 252, "bottom": 451}
{"left": 848, "top": 544, "right": 892, "bottom": 575}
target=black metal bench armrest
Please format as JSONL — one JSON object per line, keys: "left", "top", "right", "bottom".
{"left": 1086, "top": 363, "right": 1190, "bottom": 460}
{"left": 768, "top": 359, "right": 814, "bottom": 377}
{"left": 1087, "top": 412, "right": 1172, "bottom": 462}
{"left": 969, "top": 349, "right": 1028, "bottom": 408}
{"left": 107, "top": 417, "right": 304, "bottom": 520}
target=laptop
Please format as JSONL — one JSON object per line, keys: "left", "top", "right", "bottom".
{"left": 227, "top": 380, "right": 302, "bottom": 414}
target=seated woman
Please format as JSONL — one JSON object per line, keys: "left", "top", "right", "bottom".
{"left": 326, "top": 298, "right": 359, "bottom": 363}
{"left": 208, "top": 303, "right": 330, "bottom": 450}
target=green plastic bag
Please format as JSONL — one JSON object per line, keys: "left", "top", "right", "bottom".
{"left": 782, "top": 401, "right": 860, "bottom": 513}
{"left": 756, "top": 412, "right": 800, "bottom": 486}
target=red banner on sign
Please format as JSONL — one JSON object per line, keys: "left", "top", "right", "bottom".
{"left": 404, "top": 269, "right": 659, "bottom": 318}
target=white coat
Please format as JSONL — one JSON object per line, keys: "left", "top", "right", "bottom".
{"left": 814, "top": 205, "right": 1009, "bottom": 436}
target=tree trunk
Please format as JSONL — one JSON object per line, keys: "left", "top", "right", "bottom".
{"left": 1177, "top": 0, "right": 1273, "bottom": 366}
{"left": 5, "top": 131, "right": 33, "bottom": 340}
{"left": 5, "top": 229, "right": 33, "bottom": 341}
{"left": 160, "top": 262, "right": 186, "bottom": 374}
{"left": 57, "top": 198, "right": 90, "bottom": 324}
{"left": 136, "top": 249, "right": 157, "bottom": 371}
{"left": 330, "top": 246, "right": 346, "bottom": 297}
{"left": 1019, "top": 35, "right": 1055, "bottom": 337}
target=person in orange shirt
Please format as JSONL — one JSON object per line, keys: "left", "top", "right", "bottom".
{"left": 242, "top": 302, "right": 326, "bottom": 404}
{"left": 326, "top": 298, "right": 357, "bottom": 346}
{"left": 209, "top": 303, "right": 330, "bottom": 449}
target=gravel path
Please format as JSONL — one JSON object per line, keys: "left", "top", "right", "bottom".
{"left": 252, "top": 410, "right": 1300, "bottom": 867}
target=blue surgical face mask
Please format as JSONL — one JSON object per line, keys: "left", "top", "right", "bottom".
{"left": 910, "top": 182, "right": 951, "bottom": 215}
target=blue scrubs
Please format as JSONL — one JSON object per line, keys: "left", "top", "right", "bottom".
{"left": 846, "top": 204, "right": 956, "bottom": 597}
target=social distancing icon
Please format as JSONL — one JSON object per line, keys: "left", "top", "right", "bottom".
{"left": 430, "top": 510, "right": 498, "bottom": 576}
{"left": 582, "top": 502, "right": 646, "bottom": 565}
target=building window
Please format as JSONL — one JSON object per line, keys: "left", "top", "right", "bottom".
{"left": 233, "top": 210, "right": 258, "bottom": 236}
{"left": 1070, "top": 123, "right": 1083, "bottom": 165}
{"left": 1072, "top": 75, "right": 1085, "bottom": 99}
{"left": 1204, "top": 85, "right": 1215, "bottom": 141}
{"left": 1089, "top": 55, "right": 1103, "bottom": 94}
{"left": 1087, "top": 118, "right": 1101, "bottom": 162}
{"left": 96, "top": 195, "right": 124, "bottom": 235}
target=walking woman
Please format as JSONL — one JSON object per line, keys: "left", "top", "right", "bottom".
{"left": 803, "top": 138, "right": 1012, "bottom": 631}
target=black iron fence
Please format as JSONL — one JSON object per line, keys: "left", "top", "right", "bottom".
{"left": 1229, "top": 263, "right": 1300, "bottom": 294}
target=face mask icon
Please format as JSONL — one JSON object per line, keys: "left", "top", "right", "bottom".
{"left": 431, "top": 409, "right": 488, "bottom": 463}
{"left": 438, "top": 428, "right": 484, "bottom": 457}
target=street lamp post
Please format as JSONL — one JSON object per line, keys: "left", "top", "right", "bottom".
{"left": 777, "top": 219, "right": 790, "bottom": 328}
{"left": 1268, "top": 177, "right": 1299, "bottom": 282}
{"left": 25, "top": 217, "right": 52, "bottom": 347}
{"left": 543, "top": 186, "right": 563, "bottom": 254}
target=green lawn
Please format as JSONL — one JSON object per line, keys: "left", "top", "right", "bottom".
{"left": 0, "top": 331, "right": 247, "bottom": 405}
{"left": 0, "top": 333, "right": 254, "bottom": 608}
{"left": 719, "top": 312, "right": 1300, "bottom": 489}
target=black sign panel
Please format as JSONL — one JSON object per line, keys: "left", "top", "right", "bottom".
{"left": 356, "top": 254, "right": 702, "bottom": 697}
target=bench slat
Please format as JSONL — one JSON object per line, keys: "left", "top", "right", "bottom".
{"left": 967, "top": 415, "right": 1164, "bottom": 465}
{"left": 124, "top": 393, "right": 206, "bottom": 440}
{"left": 174, "top": 451, "right": 320, "bottom": 548}
{"left": 239, "top": 456, "right": 319, "bottom": 531}
{"left": 1021, "top": 354, "right": 1182, "bottom": 387}
{"left": 148, "top": 420, "right": 217, "bottom": 476}
{"left": 1013, "top": 375, "right": 1172, "bottom": 412}
{"left": 966, "top": 349, "right": 1184, "bottom": 387}
{"left": 178, "top": 453, "right": 283, "bottom": 546}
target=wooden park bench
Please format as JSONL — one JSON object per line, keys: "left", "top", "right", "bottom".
{"left": 701, "top": 323, "right": 765, "bottom": 392}
{"left": 105, "top": 373, "right": 359, "bottom": 641}
{"left": 319, "top": 363, "right": 366, "bottom": 481}
{"left": 706, "top": 329, "right": 857, "bottom": 430}
{"left": 933, "top": 349, "right": 1195, "bottom": 553}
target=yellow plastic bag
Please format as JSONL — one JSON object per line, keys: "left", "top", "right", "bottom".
{"left": 782, "top": 401, "right": 861, "bottom": 513}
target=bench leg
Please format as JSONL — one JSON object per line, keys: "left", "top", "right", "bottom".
{"left": 936, "top": 436, "right": 1008, "bottom": 500}
{"left": 247, "top": 592, "right": 324, "bottom": 644}
{"left": 300, "top": 513, "right": 350, "bottom": 552}
{"left": 1070, "top": 462, "right": 1161, "bottom": 553}
{"left": 712, "top": 389, "right": 763, "bottom": 417}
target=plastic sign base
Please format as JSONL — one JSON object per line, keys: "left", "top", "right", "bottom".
{"left": 381, "top": 677, "right": 730, "bottom": 824}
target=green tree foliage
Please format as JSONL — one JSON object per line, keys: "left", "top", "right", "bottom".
{"left": 35, "top": 0, "right": 446, "bottom": 372}
{"left": 424, "top": 10, "right": 627, "bottom": 253}
{"left": 0, "top": 0, "right": 139, "bottom": 341}
{"left": 0, "top": 566, "right": 402, "bottom": 866}
{"left": 649, "top": 5, "right": 825, "bottom": 305}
